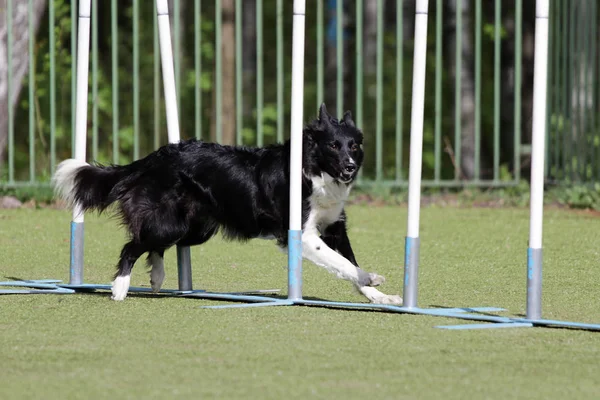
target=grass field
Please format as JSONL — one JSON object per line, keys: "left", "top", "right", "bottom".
{"left": 1, "top": 205, "right": 600, "bottom": 399}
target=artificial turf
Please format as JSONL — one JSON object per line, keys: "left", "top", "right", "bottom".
{"left": 1, "top": 205, "right": 599, "bottom": 399}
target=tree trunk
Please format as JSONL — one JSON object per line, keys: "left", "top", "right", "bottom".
{"left": 242, "top": 0, "right": 256, "bottom": 118}
{"left": 168, "top": 0, "right": 185, "bottom": 49}
{"left": 221, "top": 0, "right": 235, "bottom": 145}
{"left": 0, "top": 0, "right": 47, "bottom": 169}
{"left": 363, "top": 0, "right": 377, "bottom": 76}
{"left": 499, "top": 1, "right": 535, "bottom": 181}
{"left": 324, "top": 1, "right": 353, "bottom": 115}
{"left": 518, "top": 5, "right": 535, "bottom": 179}
{"left": 447, "top": 0, "right": 477, "bottom": 180}
{"left": 569, "top": 2, "right": 594, "bottom": 181}
{"left": 210, "top": 0, "right": 235, "bottom": 145}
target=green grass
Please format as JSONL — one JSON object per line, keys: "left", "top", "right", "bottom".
{"left": 1, "top": 205, "right": 600, "bottom": 399}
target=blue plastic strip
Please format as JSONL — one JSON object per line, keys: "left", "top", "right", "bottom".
{"left": 427, "top": 307, "right": 505, "bottom": 313}
{"left": 0, "top": 281, "right": 63, "bottom": 289}
{"left": 59, "top": 283, "right": 186, "bottom": 294}
{"left": 202, "top": 300, "right": 294, "bottom": 309}
{"left": 293, "top": 300, "right": 515, "bottom": 322}
{"left": 180, "top": 292, "right": 283, "bottom": 303}
{"left": 287, "top": 229, "right": 303, "bottom": 300}
{"left": 0, "top": 288, "right": 76, "bottom": 294}
{"left": 437, "top": 322, "right": 534, "bottom": 330}
{"left": 0, "top": 280, "right": 76, "bottom": 294}
{"left": 220, "top": 289, "right": 281, "bottom": 295}
{"left": 294, "top": 299, "right": 402, "bottom": 311}
{"left": 523, "top": 318, "right": 600, "bottom": 331}
{"left": 5, "top": 279, "right": 63, "bottom": 284}
{"left": 58, "top": 284, "right": 278, "bottom": 296}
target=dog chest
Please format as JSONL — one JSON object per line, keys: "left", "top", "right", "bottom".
{"left": 305, "top": 174, "right": 351, "bottom": 233}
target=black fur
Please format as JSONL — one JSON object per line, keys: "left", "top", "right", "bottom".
{"left": 58, "top": 103, "right": 364, "bottom": 281}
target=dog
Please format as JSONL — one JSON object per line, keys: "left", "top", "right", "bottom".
{"left": 52, "top": 103, "right": 402, "bottom": 305}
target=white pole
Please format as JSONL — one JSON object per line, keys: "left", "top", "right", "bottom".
{"left": 156, "top": 0, "right": 181, "bottom": 144}
{"left": 70, "top": 0, "right": 92, "bottom": 285}
{"left": 527, "top": 0, "right": 549, "bottom": 320}
{"left": 155, "top": 0, "right": 192, "bottom": 290}
{"left": 287, "top": 0, "right": 306, "bottom": 301}
{"left": 403, "top": 0, "right": 429, "bottom": 308}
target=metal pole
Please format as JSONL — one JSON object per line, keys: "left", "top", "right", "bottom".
{"left": 70, "top": 0, "right": 92, "bottom": 285}
{"left": 403, "top": 0, "right": 429, "bottom": 308}
{"left": 155, "top": 0, "right": 192, "bottom": 291}
{"left": 287, "top": 0, "right": 306, "bottom": 301}
{"left": 527, "top": 0, "right": 549, "bottom": 320}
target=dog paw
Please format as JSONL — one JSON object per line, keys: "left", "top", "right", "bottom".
{"left": 368, "top": 273, "right": 385, "bottom": 287}
{"left": 357, "top": 286, "right": 403, "bottom": 305}
{"left": 111, "top": 275, "right": 130, "bottom": 301}
{"left": 111, "top": 293, "right": 127, "bottom": 301}
{"left": 372, "top": 294, "right": 403, "bottom": 305}
{"left": 150, "top": 271, "right": 165, "bottom": 293}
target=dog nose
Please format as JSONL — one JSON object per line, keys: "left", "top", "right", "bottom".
{"left": 344, "top": 164, "right": 356, "bottom": 174}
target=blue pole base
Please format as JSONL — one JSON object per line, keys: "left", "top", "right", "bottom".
{"left": 69, "top": 221, "right": 85, "bottom": 285}
{"left": 403, "top": 236, "right": 420, "bottom": 308}
{"left": 287, "top": 229, "right": 303, "bottom": 301}
{"left": 4, "top": 279, "right": 600, "bottom": 332}
{"left": 176, "top": 245, "right": 193, "bottom": 291}
{"left": 527, "top": 247, "right": 543, "bottom": 320}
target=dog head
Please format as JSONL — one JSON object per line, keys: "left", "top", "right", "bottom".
{"left": 303, "top": 103, "right": 364, "bottom": 184}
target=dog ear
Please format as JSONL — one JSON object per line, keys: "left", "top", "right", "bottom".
{"left": 318, "top": 103, "right": 331, "bottom": 126}
{"left": 343, "top": 110, "right": 355, "bottom": 128}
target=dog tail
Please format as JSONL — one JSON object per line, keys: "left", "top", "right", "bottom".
{"left": 52, "top": 159, "right": 128, "bottom": 213}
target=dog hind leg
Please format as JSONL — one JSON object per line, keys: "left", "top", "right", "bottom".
{"left": 112, "top": 241, "right": 147, "bottom": 301}
{"left": 147, "top": 250, "right": 166, "bottom": 293}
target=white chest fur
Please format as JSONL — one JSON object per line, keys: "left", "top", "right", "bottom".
{"left": 304, "top": 173, "right": 352, "bottom": 235}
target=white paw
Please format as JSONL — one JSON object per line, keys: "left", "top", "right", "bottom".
{"left": 358, "top": 286, "right": 403, "bottom": 305}
{"left": 368, "top": 273, "right": 385, "bottom": 287}
{"left": 372, "top": 294, "right": 403, "bottom": 305}
{"left": 111, "top": 275, "right": 131, "bottom": 301}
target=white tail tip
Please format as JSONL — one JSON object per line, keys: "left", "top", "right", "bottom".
{"left": 52, "top": 159, "right": 89, "bottom": 207}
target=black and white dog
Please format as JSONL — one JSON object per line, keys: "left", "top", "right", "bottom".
{"left": 53, "top": 104, "right": 402, "bottom": 305}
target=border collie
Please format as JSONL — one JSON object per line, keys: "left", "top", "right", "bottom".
{"left": 53, "top": 104, "right": 402, "bottom": 305}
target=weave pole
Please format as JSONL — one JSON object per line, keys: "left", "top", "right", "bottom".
{"left": 403, "top": 0, "right": 429, "bottom": 308}
{"left": 526, "top": 0, "right": 549, "bottom": 320}
{"left": 155, "top": 0, "right": 192, "bottom": 291}
{"left": 287, "top": 0, "right": 306, "bottom": 301}
{"left": 70, "top": 0, "right": 92, "bottom": 285}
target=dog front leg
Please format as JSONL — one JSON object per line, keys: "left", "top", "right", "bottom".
{"left": 321, "top": 219, "right": 386, "bottom": 286}
{"left": 302, "top": 233, "right": 402, "bottom": 305}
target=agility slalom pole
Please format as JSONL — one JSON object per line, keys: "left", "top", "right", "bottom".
{"left": 70, "top": 0, "right": 92, "bottom": 285}
{"left": 155, "top": 0, "right": 181, "bottom": 145}
{"left": 527, "top": 0, "right": 549, "bottom": 320}
{"left": 155, "top": 0, "right": 192, "bottom": 291}
{"left": 403, "top": 0, "right": 429, "bottom": 308}
{"left": 287, "top": 0, "right": 306, "bottom": 301}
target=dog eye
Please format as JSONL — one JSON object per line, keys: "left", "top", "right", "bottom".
{"left": 329, "top": 143, "right": 338, "bottom": 150}
{"left": 351, "top": 144, "right": 359, "bottom": 151}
